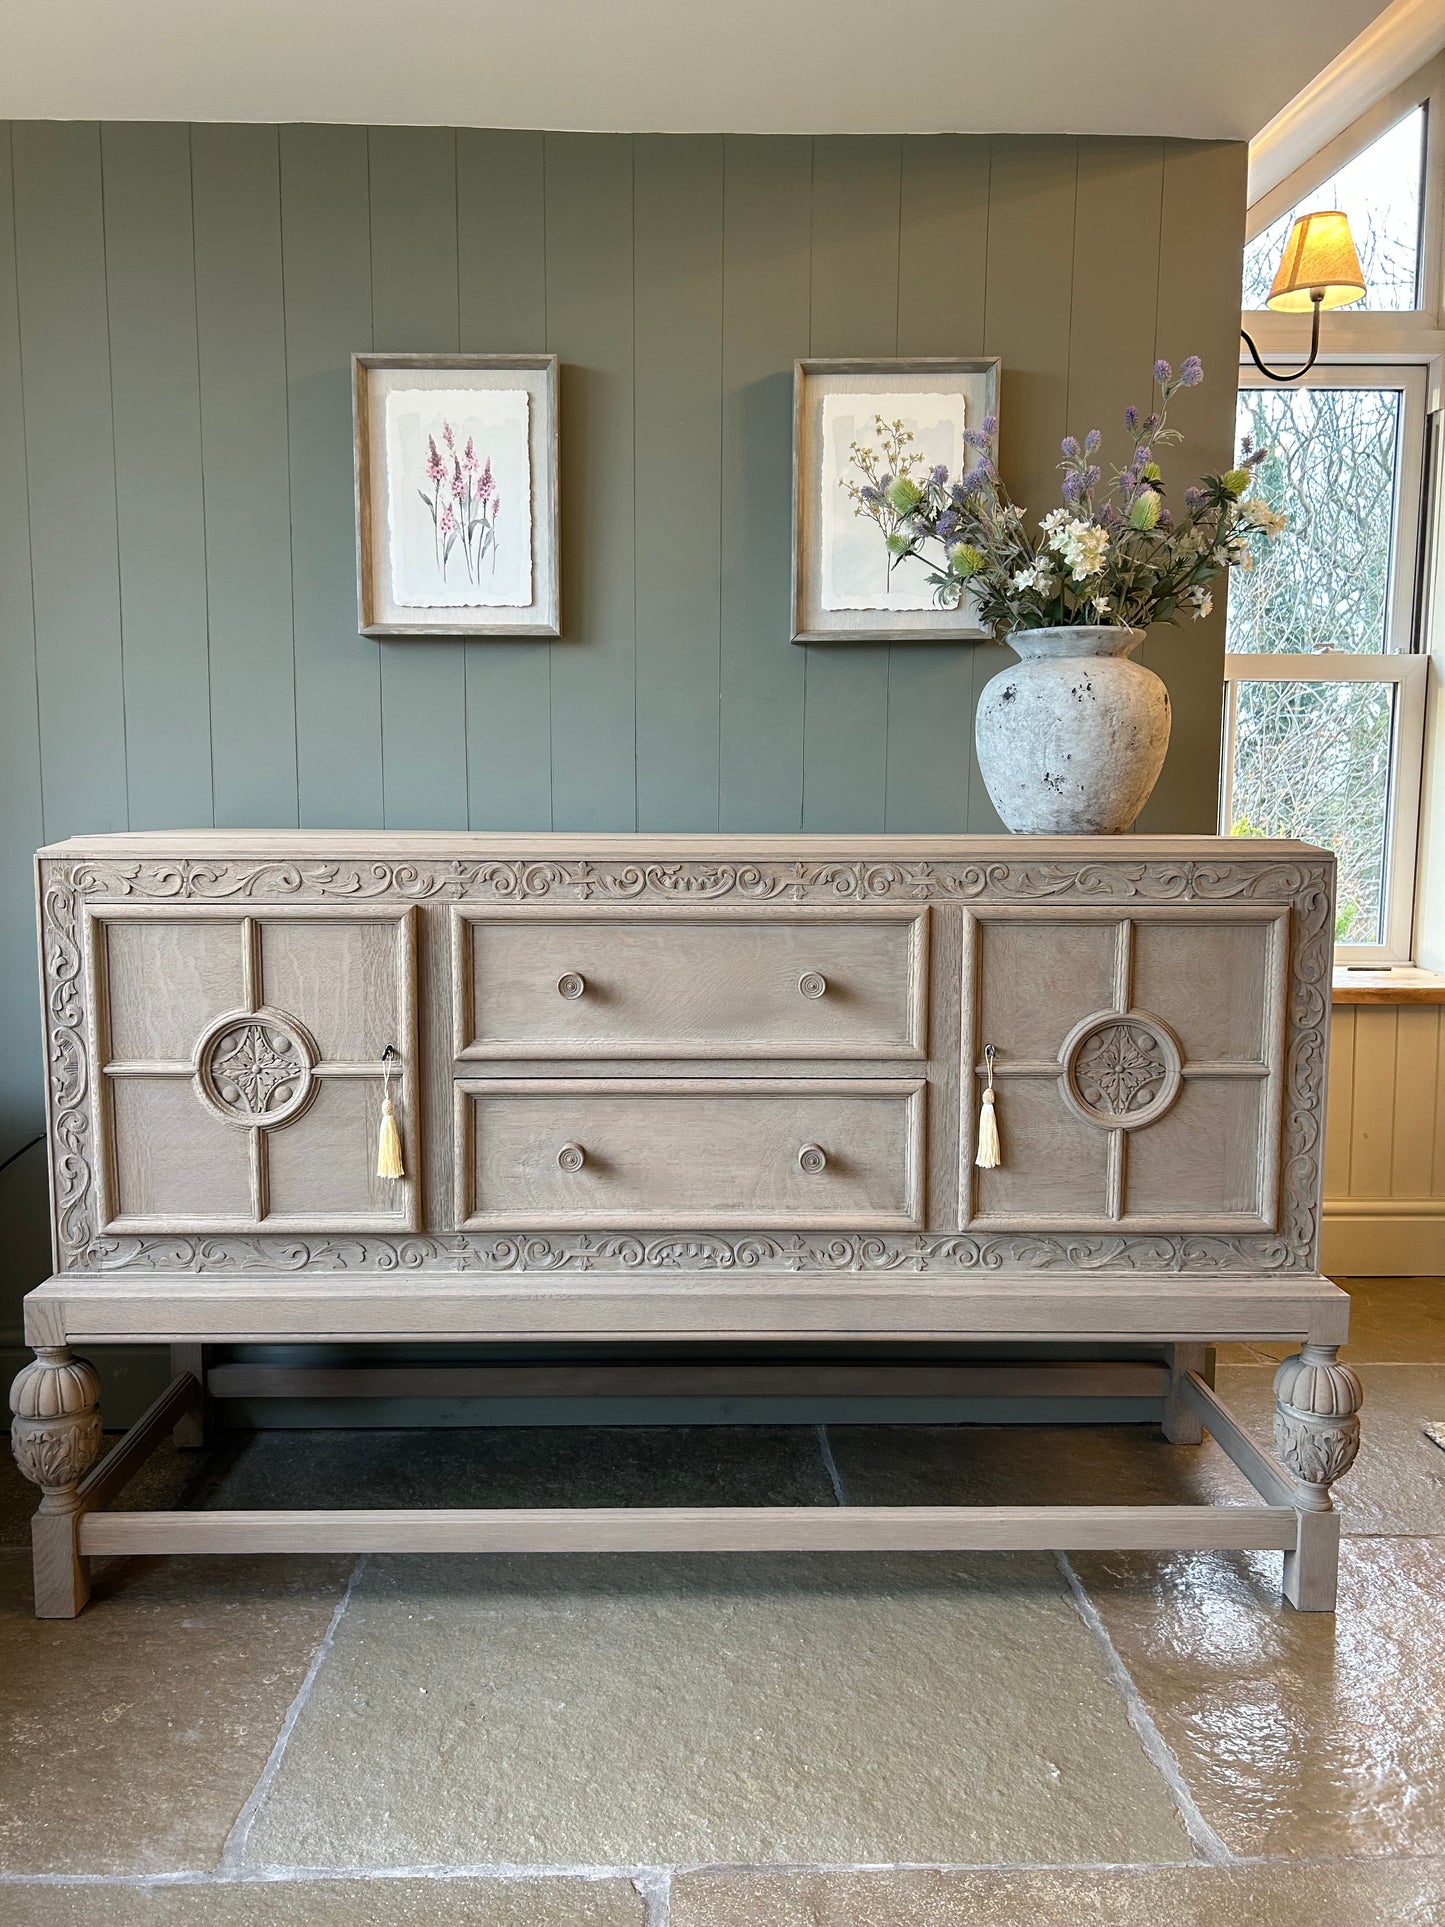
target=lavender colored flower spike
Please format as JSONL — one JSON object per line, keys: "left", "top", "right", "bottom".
{"left": 930, "top": 463, "right": 950, "bottom": 486}
{"left": 1184, "top": 485, "right": 1205, "bottom": 509}
{"left": 1180, "top": 355, "right": 1204, "bottom": 386}
{"left": 981, "top": 415, "right": 998, "bottom": 437}
{"left": 1084, "top": 429, "right": 1101, "bottom": 455}
{"left": 1061, "top": 435, "right": 1081, "bottom": 459}
{"left": 1061, "top": 470, "right": 1083, "bottom": 502}
{"left": 1124, "top": 405, "right": 1139, "bottom": 433}
{"left": 1153, "top": 359, "right": 1172, "bottom": 384}
{"left": 1084, "top": 465, "right": 1101, "bottom": 492}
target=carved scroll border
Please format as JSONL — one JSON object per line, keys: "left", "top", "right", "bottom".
{"left": 42, "top": 853, "right": 1333, "bottom": 1279}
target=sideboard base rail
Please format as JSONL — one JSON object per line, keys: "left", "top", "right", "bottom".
{"left": 13, "top": 1353, "right": 1355, "bottom": 1618}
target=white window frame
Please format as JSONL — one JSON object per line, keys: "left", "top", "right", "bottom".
{"left": 1221, "top": 362, "right": 1431, "bottom": 964}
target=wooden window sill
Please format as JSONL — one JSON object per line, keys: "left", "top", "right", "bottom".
{"left": 1333, "top": 966, "right": 1445, "bottom": 1005}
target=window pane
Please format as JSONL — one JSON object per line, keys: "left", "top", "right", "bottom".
{"left": 1243, "top": 107, "right": 1424, "bottom": 311}
{"left": 1227, "top": 385, "right": 1401, "bottom": 655}
{"left": 1229, "top": 678, "right": 1393, "bottom": 944}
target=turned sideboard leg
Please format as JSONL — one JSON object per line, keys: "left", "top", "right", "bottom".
{"left": 9, "top": 1347, "right": 104, "bottom": 1618}
{"left": 1272, "top": 1344, "right": 1363, "bottom": 1613}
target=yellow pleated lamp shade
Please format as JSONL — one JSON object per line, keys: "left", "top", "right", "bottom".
{"left": 1266, "top": 210, "right": 1366, "bottom": 313}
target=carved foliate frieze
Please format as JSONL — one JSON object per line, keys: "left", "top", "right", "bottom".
{"left": 91, "top": 1227, "right": 1300, "bottom": 1277}
{"left": 41, "top": 850, "right": 1333, "bottom": 1278}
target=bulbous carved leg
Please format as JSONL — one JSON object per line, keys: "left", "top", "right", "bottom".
{"left": 1272, "top": 1343, "right": 1362, "bottom": 1612}
{"left": 10, "top": 1347, "right": 104, "bottom": 1618}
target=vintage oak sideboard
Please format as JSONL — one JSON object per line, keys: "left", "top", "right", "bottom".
{"left": 11, "top": 832, "right": 1361, "bottom": 1617}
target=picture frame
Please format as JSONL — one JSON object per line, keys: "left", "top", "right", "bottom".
{"left": 353, "top": 352, "right": 560, "bottom": 639}
{"left": 791, "top": 356, "right": 1001, "bottom": 644}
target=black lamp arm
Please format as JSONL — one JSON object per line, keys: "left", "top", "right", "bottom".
{"left": 1239, "top": 290, "right": 1324, "bottom": 382}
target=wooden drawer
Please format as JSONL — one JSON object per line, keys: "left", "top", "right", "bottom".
{"left": 452, "top": 907, "right": 927, "bottom": 1059}
{"left": 454, "top": 1078, "right": 926, "bottom": 1229}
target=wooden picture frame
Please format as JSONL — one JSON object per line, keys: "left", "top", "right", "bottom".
{"left": 353, "top": 352, "right": 560, "bottom": 638}
{"left": 791, "top": 356, "right": 1001, "bottom": 645}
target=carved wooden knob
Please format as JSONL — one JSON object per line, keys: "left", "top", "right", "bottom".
{"left": 798, "top": 972, "right": 827, "bottom": 999}
{"left": 798, "top": 1142, "right": 827, "bottom": 1175}
{"left": 557, "top": 973, "right": 586, "bottom": 1000}
{"left": 557, "top": 1142, "right": 586, "bottom": 1172}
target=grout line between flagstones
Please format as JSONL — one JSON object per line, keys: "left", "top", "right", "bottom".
{"left": 1055, "top": 1551, "right": 1232, "bottom": 1868}
{"left": 816, "top": 1422, "right": 847, "bottom": 1504}
{"left": 635, "top": 1867, "right": 672, "bottom": 1925}
{"left": 219, "top": 1553, "right": 368, "bottom": 1870}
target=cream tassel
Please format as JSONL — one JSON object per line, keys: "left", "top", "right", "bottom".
{"left": 975, "top": 1043, "right": 1001, "bottom": 1169}
{"left": 377, "top": 1046, "right": 405, "bottom": 1180}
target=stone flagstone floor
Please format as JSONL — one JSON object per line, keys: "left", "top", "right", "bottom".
{"left": 1, "top": 1277, "right": 1444, "bottom": 1925}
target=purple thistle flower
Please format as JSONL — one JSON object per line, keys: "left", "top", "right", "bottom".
{"left": 1061, "top": 435, "right": 1081, "bottom": 459}
{"left": 1179, "top": 355, "right": 1204, "bottom": 387}
{"left": 1084, "top": 465, "right": 1101, "bottom": 492}
{"left": 930, "top": 463, "right": 949, "bottom": 486}
{"left": 936, "top": 509, "right": 960, "bottom": 541}
{"left": 1083, "top": 428, "right": 1101, "bottom": 455}
{"left": 1124, "top": 406, "right": 1140, "bottom": 433}
{"left": 981, "top": 416, "right": 998, "bottom": 437}
{"left": 425, "top": 435, "right": 446, "bottom": 485}
{"left": 442, "top": 421, "right": 456, "bottom": 451}
{"left": 959, "top": 462, "right": 992, "bottom": 495}
{"left": 1153, "top": 359, "right": 1172, "bottom": 384}
{"left": 962, "top": 427, "right": 992, "bottom": 449}
{"left": 860, "top": 484, "right": 883, "bottom": 507}
{"left": 1157, "top": 506, "right": 1173, "bottom": 527}
{"left": 1143, "top": 413, "right": 1160, "bottom": 436}
{"left": 1183, "top": 485, "right": 1205, "bottom": 510}
{"left": 1061, "top": 470, "right": 1084, "bottom": 503}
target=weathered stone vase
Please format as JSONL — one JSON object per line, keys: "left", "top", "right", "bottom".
{"left": 974, "top": 625, "right": 1170, "bottom": 834}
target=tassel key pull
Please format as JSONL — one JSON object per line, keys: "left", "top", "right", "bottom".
{"left": 975, "top": 1043, "right": 1002, "bottom": 1170}
{"left": 377, "top": 1045, "right": 405, "bottom": 1180}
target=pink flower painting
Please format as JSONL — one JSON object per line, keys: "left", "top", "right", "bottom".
{"left": 416, "top": 418, "right": 504, "bottom": 587}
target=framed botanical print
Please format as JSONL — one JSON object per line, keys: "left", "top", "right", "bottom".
{"left": 791, "top": 356, "right": 1001, "bottom": 643}
{"left": 353, "top": 352, "right": 560, "bottom": 638}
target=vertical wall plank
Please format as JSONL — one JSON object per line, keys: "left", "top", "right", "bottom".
{"left": 1390, "top": 1004, "right": 1441, "bottom": 1198}
{"left": 280, "top": 125, "right": 381, "bottom": 828}
{"left": 803, "top": 136, "right": 900, "bottom": 832}
{"left": 12, "top": 123, "right": 128, "bottom": 839}
{"left": 976, "top": 136, "right": 1080, "bottom": 832}
{"left": 192, "top": 125, "right": 298, "bottom": 828}
{"left": 886, "top": 135, "right": 990, "bottom": 832}
{"left": 545, "top": 134, "right": 636, "bottom": 831}
{"left": 1067, "top": 140, "right": 1164, "bottom": 468}
{"left": 369, "top": 126, "right": 467, "bottom": 831}
{"left": 1348, "top": 1005, "right": 1398, "bottom": 1197}
{"left": 718, "top": 135, "right": 810, "bottom": 831}
{"left": 457, "top": 129, "right": 552, "bottom": 830}
{"left": 102, "top": 123, "right": 213, "bottom": 830}
{"left": 1139, "top": 139, "right": 1247, "bottom": 834}
{"left": 634, "top": 136, "right": 724, "bottom": 831}
{"left": 0, "top": 125, "right": 46, "bottom": 1153}
{"left": 1322, "top": 1005, "right": 1355, "bottom": 1198}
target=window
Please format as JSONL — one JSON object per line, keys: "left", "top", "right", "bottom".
{"left": 1220, "top": 367, "right": 1429, "bottom": 960}
{"left": 1243, "top": 106, "right": 1427, "bottom": 312}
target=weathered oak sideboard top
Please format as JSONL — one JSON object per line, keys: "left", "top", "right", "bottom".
{"left": 26, "top": 831, "right": 1340, "bottom": 1351}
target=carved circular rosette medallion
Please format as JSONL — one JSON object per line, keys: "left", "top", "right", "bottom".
{"left": 1058, "top": 1008, "right": 1183, "bottom": 1131}
{"left": 193, "top": 1008, "right": 319, "bottom": 1129}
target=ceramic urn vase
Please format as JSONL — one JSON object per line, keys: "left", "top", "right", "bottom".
{"left": 974, "top": 625, "right": 1171, "bottom": 834}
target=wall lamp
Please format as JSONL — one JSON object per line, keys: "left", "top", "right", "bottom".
{"left": 1239, "top": 210, "right": 1366, "bottom": 382}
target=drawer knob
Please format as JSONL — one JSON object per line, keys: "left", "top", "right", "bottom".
{"left": 797, "top": 1142, "right": 828, "bottom": 1175}
{"left": 557, "top": 972, "right": 587, "bottom": 1000}
{"left": 557, "top": 1141, "right": 587, "bottom": 1173}
{"left": 798, "top": 972, "right": 827, "bottom": 1000}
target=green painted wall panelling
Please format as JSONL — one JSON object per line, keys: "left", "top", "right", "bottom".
{"left": 0, "top": 124, "right": 1248, "bottom": 1348}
